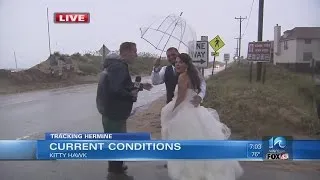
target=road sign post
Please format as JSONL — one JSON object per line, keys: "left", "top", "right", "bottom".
{"left": 249, "top": 62, "right": 253, "bottom": 83}
{"left": 225, "top": 60, "right": 228, "bottom": 70}
{"left": 224, "top": 53, "right": 230, "bottom": 71}
{"left": 213, "top": 55, "right": 216, "bottom": 74}
{"left": 209, "top": 35, "right": 225, "bottom": 75}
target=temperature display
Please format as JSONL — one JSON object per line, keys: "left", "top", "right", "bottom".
{"left": 247, "top": 143, "right": 263, "bottom": 160}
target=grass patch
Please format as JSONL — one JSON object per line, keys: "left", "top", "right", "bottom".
{"left": 68, "top": 52, "right": 169, "bottom": 75}
{"left": 203, "top": 63, "right": 320, "bottom": 139}
{"left": 78, "top": 64, "right": 100, "bottom": 74}
{"left": 129, "top": 57, "right": 169, "bottom": 76}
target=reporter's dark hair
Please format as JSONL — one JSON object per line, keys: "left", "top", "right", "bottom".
{"left": 178, "top": 53, "right": 201, "bottom": 93}
{"left": 120, "top": 42, "right": 136, "bottom": 55}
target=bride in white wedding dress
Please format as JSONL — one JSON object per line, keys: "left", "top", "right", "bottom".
{"left": 161, "top": 53, "right": 243, "bottom": 180}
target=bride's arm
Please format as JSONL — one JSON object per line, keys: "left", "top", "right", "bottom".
{"left": 173, "top": 73, "right": 188, "bottom": 111}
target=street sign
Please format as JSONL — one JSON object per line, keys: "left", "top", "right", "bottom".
{"left": 99, "top": 45, "right": 110, "bottom": 55}
{"left": 193, "top": 41, "right": 208, "bottom": 68}
{"left": 224, "top": 53, "right": 230, "bottom": 61}
{"left": 209, "top": 35, "right": 225, "bottom": 52}
{"left": 211, "top": 51, "right": 219, "bottom": 57}
{"left": 247, "top": 41, "right": 272, "bottom": 62}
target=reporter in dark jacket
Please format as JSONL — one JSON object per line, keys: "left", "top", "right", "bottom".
{"left": 96, "top": 42, "right": 152, "bottom": 180}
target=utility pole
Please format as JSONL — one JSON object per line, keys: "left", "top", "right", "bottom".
{"left": 235, "top": 16, "right": 247, "bottom": 62}
{"left": 234, "top": 37, "right": 240, "bottom": 63}
{"left": 46, "top": 7, "right": 52, "bottom": 56}
{"left": 13, "top": 51, "right": 18, "bottom": 69}
{"left": 256, "top": 0, "right": 264, "bottom": 81}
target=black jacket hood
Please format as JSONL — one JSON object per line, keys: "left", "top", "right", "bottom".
{"left": 103, "top": 54, "right": 122, "bottom": 68}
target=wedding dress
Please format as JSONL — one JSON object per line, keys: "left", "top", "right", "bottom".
{"left": 161, "top": 88, "right": 243, "bottom": 180}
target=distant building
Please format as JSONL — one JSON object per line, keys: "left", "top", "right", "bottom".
{"left": 273, "top": 25, "right": 320, "bottom": 72}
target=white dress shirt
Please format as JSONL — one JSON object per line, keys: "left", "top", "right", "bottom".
{"left": 151, "top": 65, "right": 206, "bottom": 100}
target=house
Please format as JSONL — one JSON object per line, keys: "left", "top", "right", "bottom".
{"left": 273, "top": 25, "right": 320, "bottom": 72}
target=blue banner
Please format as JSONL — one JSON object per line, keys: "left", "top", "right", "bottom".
{"left": 0, "top": 140, "right": 319, "bottom": 160}
{"left": 37, "top": 140, "right": 262, "bottom": 160}
{"left": 292, "top": 140, "right": 320, "bottom": 160}
{"left": 0, "top": 140, "right": 37, "bottom": 160}
{"left": 45, "top": 132, "right": 151, "bottom": 140}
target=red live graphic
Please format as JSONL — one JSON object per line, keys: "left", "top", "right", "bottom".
{"left": 54, "top": 13, "right": 90, "bottom": 23}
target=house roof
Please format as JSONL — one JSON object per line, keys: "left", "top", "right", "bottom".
{"left": 280, "top": 27, "right": 320, "bottom": 41}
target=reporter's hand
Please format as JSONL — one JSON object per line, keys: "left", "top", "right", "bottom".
{"left": 131, "top": 89, "right": 139, "bottom": 96}
{"left": 131, "top": 89, "right": 139, "bottom": 101}
{"left": 142, "top": 83, "right": 153, "bottom": 91}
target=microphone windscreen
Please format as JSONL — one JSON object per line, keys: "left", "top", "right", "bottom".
{"left": 135, "top": 76, "right": 141, "bottom": 82}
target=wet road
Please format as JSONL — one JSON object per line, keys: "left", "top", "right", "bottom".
{"left": 1, "top": 67, "right": 319, "bottom": 180}
{"left": 0, "top": 68, "right": 215, "bottom": 140}
{"left": 0, "top": 77, "right": 166, "bottom": 140}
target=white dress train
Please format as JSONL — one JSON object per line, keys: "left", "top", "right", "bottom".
{"left": 161, "top": 89, "right": 243, "bottom": 180}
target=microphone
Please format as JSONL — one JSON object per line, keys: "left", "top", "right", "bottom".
{"left": 134, "top": 76, "right": 143, "bottom": 91}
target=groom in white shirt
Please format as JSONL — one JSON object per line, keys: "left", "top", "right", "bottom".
{"left": 151, "top": 47, "right": 206, "bottom": 106}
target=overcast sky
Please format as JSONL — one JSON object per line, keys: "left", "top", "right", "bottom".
{"left": 0, "top": 0, "right": 319, "bottom": 69}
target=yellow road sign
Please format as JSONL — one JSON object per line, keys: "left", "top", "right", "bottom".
{"left": 211, "top": 51, "right": 219, "bottom": 57}
{"left": 209, "top": 35, "right": 225, "bottom": 51}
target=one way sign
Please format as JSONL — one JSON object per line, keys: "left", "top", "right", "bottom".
{"left": 192, "top": 41, "right": 208, "bottom": 68}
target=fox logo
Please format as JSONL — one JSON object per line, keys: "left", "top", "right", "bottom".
{"left": 266, "top": 153, "right": 289, "bottom": 160}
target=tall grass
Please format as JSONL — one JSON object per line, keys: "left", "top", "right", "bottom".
{"left": 203, "top": 63, "right": 320, "bottom": 139}
{"left": 68, "top": 52, "right": 168, "bottom": 75}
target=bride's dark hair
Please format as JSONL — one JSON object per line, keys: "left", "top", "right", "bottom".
{"left": 178, "top": 53, "right": 201, "bottom": 93}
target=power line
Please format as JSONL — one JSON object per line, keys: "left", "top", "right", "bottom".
{"left": 242, "top": 0, "right": 255, "bottom": 37}
{"left": 234, "top": 0, "right": 255, "bottom": 63}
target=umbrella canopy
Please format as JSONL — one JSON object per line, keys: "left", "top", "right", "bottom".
{"left": 140, "top": 13, "right": 197, "bottom": 57}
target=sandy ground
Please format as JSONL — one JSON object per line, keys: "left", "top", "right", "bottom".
{"left": 127, "top": 96, "right": 166, "bottom": 139}
{"left": 127, "top": 96, "right": 320, "bottom": 173}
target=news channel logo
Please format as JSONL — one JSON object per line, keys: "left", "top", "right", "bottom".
{"left": 268, "top": 136, "right": 286, "bottom": 149}
{"left": 266, "top": 136, "right": 289, "bottom": 160}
